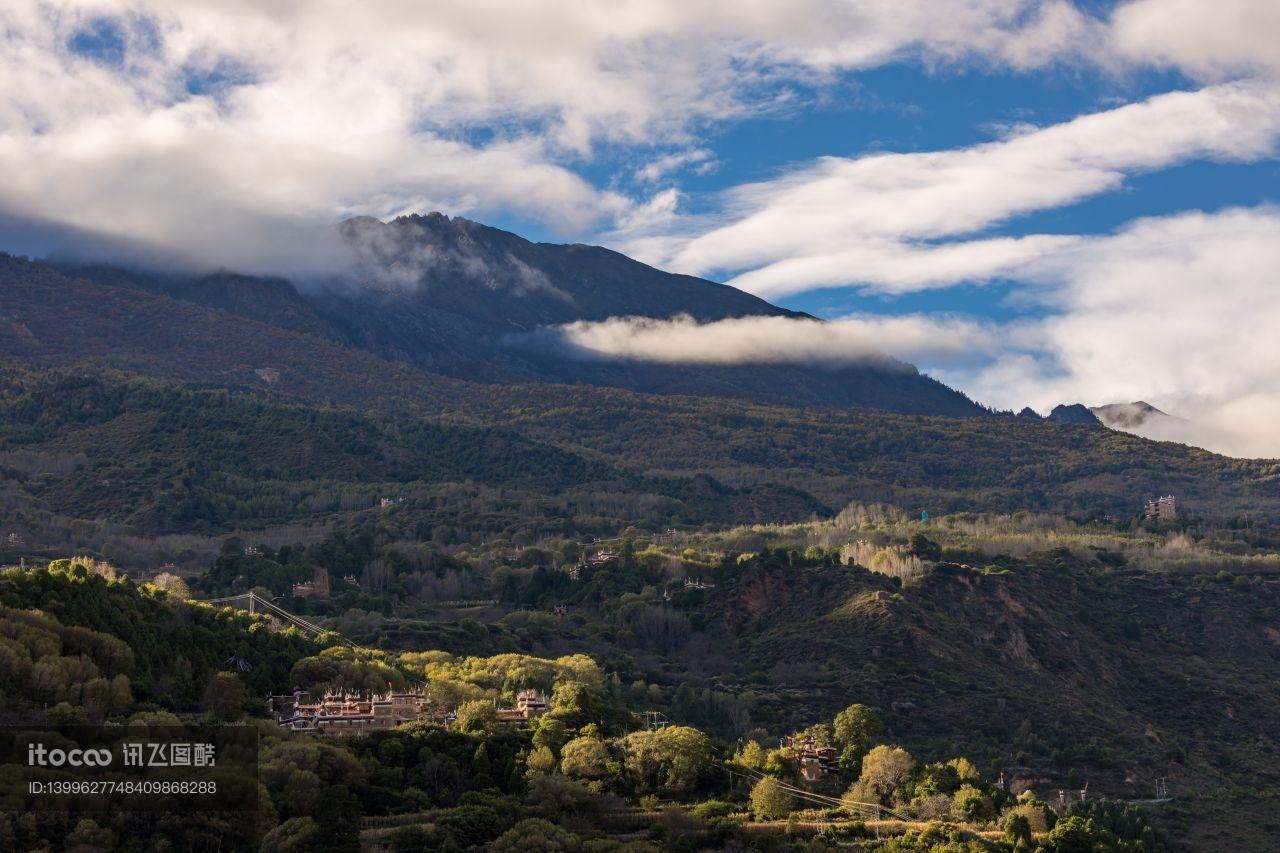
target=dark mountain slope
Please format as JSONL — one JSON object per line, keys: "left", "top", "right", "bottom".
{"left": 1047, "top": 403, "right": 1102, "bottom": 425}
{"left": 478, "top": 384, "right": 1280, "bottom": 518}
{"left": 0, "top": 252, "right": 477, "bottom": 411}
{"left": 696, "top": 551, "right": 1280, "bottom": 851}
{"left": 313, "top": 214, "right": 984, "bottom": 414}
{"left": 50, "top": 263, "right": 341, "bottom": 342}
{"left": 335, "top": 212, "right": 799, "bottom": 326}
{"left": 53, "top": 213, "right": 985, "bottom": 415}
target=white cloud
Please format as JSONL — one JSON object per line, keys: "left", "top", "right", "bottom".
{"left": 1110, "top": 393, "right": 1280, "bottom": 460}
{"left": 944, "top": 207, "right": 1280, "bottom": 458}
{"left": 634, "top": 149, "right": 716, "bottom": 185}
{"left": 563, "top": 206, "right": 1280, "bottom": 458}
{"left": 725, "top": 234, "right": 1083, "bottom": 296}
{"left": 524, "top": 312, "right": 998, "bottom": 368}
{"left": 2, "top": 0, "right": 1248, "bottom": 274}
{"left": 621, "top": 80, "right": 1280, "bottom": 297}
{"left": 1110, "top": 0, "right": 1280, "bottom": 80}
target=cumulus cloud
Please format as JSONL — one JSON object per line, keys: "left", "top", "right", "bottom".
{"left": 0, "top": 0, "right": 1255, "bottom": 275}
{"left": 518, "top": 312, "right": 998, "bottom": 368}
{"left": 621, "top": 80, "right": 1280, "bottom": 297}
{"left": 0, "top": 0, "right": 637, "bottom": 274}
{"left": 1109, "top": 0, "right": 1280, "bottom": 80}
{"left": 941, "top": 207, "right": 1280, "bottom": 458}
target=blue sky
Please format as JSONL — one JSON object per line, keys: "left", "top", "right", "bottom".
{"left": 596, "top": 62, "right": 1278, "bottom": 320}
{"left": 2, "top": 0, "right": 1280, "bottom": 455}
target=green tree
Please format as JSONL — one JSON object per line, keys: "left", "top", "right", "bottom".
{"left": 622, "top": 726, "right": 712, "bottom": 795}
{"left": 847, "top": 745, "right": 914, "bottom": 806}
{"left": 559, "top": 736, "right": 612, "bottom": 781}
{"left": 1042, "top": 815, "right": 1108, "bottom": 853}
{"left": 433, "top": 804, "right": 511, "bottom": 848}
{"left": 490, "top": 818, "right": 583, "bottom": 853}
{"left": 749, "top": 776, "right": 794, "bottom": 820}
{"left": 548, "top": 681, "right": 602, "bottom": 728}
{"left": 912, "top": 762, "right": 961, "bottom": 799}
{"left": 202, "top": 671, "right": 246, "bottom": 721}
{"left": 833, "top": 703, "right": 882, "bottom": 752}
{"left": 734, "top": 740, "right": 768, "bottom": 771}
{"left": 951, "top": 784, "right": 995, "bottom": 823}
{"left": 532, "top": 717, "right": 570, "bottom": 753}
{"left": 526, "top": 745, "right": 558, "bottom": 776}
{"left": 455, "top": 700, "right": 498, "bottom": 734}
{"left": 946, "top": 756, "right": 979, "bottom": 782}
{"left": 1005, "top": 812, "right": 1033, "bottom": 846}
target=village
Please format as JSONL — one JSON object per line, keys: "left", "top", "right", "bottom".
{"left": 269, "top": 685, "right": 553, "bottom": 737}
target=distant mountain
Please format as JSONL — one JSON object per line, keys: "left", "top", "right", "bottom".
{"left": 1012, "top": 403, "right": 1102, "bottom": 425}
{"left": 1046, "top": 403, "right": 1102, "bottom": 425}
{"left": 1091, "top": 401, "right": 1175, "bottom": 430}
{"left": 53, "top": 213, "right": 985, "bottom": 416}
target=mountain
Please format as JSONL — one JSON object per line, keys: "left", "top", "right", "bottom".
{"left": 1045, "top": 403, "right": 1102, "bottom": 425}
{"left": 4, "top": 251, "right": 1280, "bottom": 533}
{"left": 1015, "top": 404, "right": 1104, "bottom": 425}
{"left": 55, "top": 213, "right": 985, "bottom": 416}
{"left": 1092, "top": 401, "right": 1176, "bottom": 430}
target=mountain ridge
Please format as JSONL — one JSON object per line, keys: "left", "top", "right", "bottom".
{"left": 47, "top": 212, "right": 986, "bottom": 416}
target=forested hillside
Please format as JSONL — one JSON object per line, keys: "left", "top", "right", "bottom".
{"left": 6, "top": 505, "right": 1280, "bottom": 851}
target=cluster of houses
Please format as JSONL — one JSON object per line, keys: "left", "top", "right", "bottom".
{"left": 127, "top": 562, "right": 180, "bottom": 583}
{"left": 565, "top": 549, "right": 619, "bottom": 581}
{"left": 269, "top": 687, "right": 552, "bottom": 737}
{"left": 291, "top": 567, "right": 331, "bottom": 599}
{"left": 1145, "top": 494, "right": 1177, "bottom": 520}
{"left": 288, "top": 568, "right": 361, "bottom": 599}
{"left": 496, "top": 689, "right": 551, "bottom": 725}
{"left": 652, "top": 529, "right": 681, "bottom": 546}
{"left": 271, "top": 689, "right": 437, "bottom": 737}
{"left": 784, "top": 733, "right": 839, "bottom": 783}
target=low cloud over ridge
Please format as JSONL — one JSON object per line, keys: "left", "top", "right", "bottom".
{"left": 517, "top": 313, "right": 996, "bottom": 368}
